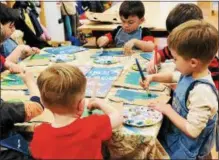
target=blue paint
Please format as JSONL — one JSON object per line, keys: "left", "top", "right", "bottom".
{"left": 91, "top": 50, "right": 123, "bottom": 58}
{"left": 140, "top": 52, "right": 153, "bottom": 60}
{"left": 86, "top": 66, "right": 123, "bottom": 81}
{"left": 125, "top": 72, "right": 158, "bottom": 86}
{"left": 115, "top": 89, "right": 158, "bottom": 102}
{"left": 124, "top": 125, "right": 140, "bottom": 133}
{"left": 44, "top": 46, "right": 87, "bottom": 55}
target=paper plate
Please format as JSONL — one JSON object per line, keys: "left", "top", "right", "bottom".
{"left": 123, "top": 104, "right": 163, "bottom": 127}
{"left": 93, "top": 56, "right": 118, "bottom": 65}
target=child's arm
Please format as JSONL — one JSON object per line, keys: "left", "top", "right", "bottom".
{"left": 88, "top": 99, "right": 123, "bottom": 129}
{"left": 150, "top": 103, "right": 193, "bottom": 137}
{"left": 147, "top": 46, "right": 173, "bottom": 74}
{"left": 140, "top": 72, "right": 175, "bottom": 89}
{"left": 20, "top": 71, "right": 40, "bottom": 97}
{"left": 97, "top": 36, "right": 110, "bottom": 47}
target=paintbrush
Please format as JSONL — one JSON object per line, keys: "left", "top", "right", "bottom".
{"left": 135, "top": 58, "right": 151, "bottom": 97}
{"left": 29, "top": 53, "right": 36, "bottom": 60}
{"left": 154, "top": 45, "right": 158, "bottom": 73}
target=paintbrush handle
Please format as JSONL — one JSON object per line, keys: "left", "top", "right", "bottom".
{"left": 135, "top": 58, "right": 145, "bottom": 81}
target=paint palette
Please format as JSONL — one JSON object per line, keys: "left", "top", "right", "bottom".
{"left": 91, "top": 50, "right": 124, "bottom": 58}
{"left": 44, "top": 46, "right": 87, "bottom": 55}
{"left": 123, "top": 104, "right": 163, "bottom": 127}
{"left": 93, "top": 56, "right": 118, "bottom": 65}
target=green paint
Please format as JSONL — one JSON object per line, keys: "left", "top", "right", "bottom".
{"left": 116, "top": 89, "right": 158, "bottom": 102}
{"left": 7, "top": 99, "right": 23, "bottom": 103}
{"left": 1, "top": 74, "right": 24, "bottom": 86}
{"left": 28, "top": 53, "right": 50, "bottom": 60}
{"left": 125, "top": 72, "right": 158, "bottom": 86}
{"left": 82, "top": 107, "right": 104, "bottom": 117}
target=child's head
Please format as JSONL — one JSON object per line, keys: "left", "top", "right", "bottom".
{"left": 119, "top": 1, "right": 145, "bottom": 33}
{"left": 166, "top": 3, "right": 203, "bottom": 33}
{"left": 0, "top": 3, "right": 20, "bottom": 43}
{"left": 37, "top": 64, "right": 87, "bottom": 115}
{"left": 168, "top": 20, "right": 218, "bottom": 76}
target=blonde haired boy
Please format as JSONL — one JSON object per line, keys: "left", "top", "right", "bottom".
{"left": 141, "top": 20, "right": 218, "bottom": 159}
{"left": 30, "top": 64, "right": 123, "bottom": 159}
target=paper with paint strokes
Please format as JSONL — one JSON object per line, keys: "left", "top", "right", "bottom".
{"left": 1, "top": 74, "right": 27, "bottom": 90}
{"left": 86, "top": 66, "right": 123, "bottom": 81}
{"left": 114, "top": 71, "right": 166, "bottom": 91}
{"left": 85, "top": 78, "right": 113, "bottom": 98}
{"left": 44, "top": 46, "right": 87, "bottom": 55}
{"left": 91, "top": 50, "right": 124, "bottom": 58}
{"left": 109, "top": 88, "right": 170, "bottom": 106}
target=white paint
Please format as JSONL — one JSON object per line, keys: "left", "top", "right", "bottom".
{"left": 44, "top": 0, "right": 64, "bottom": 41}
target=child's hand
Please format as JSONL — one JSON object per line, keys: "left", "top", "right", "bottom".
{"left": 87, "top": 98, "right": 104, "bottom": 111}
{"left": 4, "top": 61, "right": 24, "bottom": 73}
{"left": 139, "top": 75, "right": 153, "bottom": 89}
{"left": 148, "top": 103, "right": 171, "bottom": 115}
{"left": 97, "top": 36, "right": 109, "bottom": 47}
{"left": 147, "top": 60, "right": 156, "bottom": 74}
{"left": 31, "top": 47, "right": 40, "bottom": 54}
{"left": 124, "top": 39, "right": 136, "bottom": 56}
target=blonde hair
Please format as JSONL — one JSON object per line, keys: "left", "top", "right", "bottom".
{"left": 37, "top": 64, "right": 86, "bottom": 108}
{"left": 168, "top": 20, "right": 218, "bottom": 64}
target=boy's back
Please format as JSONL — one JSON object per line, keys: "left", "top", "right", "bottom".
{"left": 31, "top": 115, "right": 112, "bottom": 159}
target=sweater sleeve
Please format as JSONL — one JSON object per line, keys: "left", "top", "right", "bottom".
{"left": 0, "top": 55, "right": 6, "bottom": 72}
{"left": 158, "top": 46, "right": 173, "bottom": 62}
{"left": 105, "top": 26, "right": 121, "bottom": 43}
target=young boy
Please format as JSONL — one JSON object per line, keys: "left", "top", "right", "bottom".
{"left": 147, "top": 3, "right": 219, "bottom": 89}
{"left": 0, "top": 3, "right": 40, "bottom": 63}
{"left": 97, "top": 1, "right": 154, "bottom": 55}
{"left": 30, "top": 64, "right": 123, "bottom": 159}
{"left": 0, "top": 4, "right": 23, "bottom": 73}
{"left": 141, "top": 20, "right": 218, "bottom": 159}
{"left": 1, "top": 71, "right": 44, "bottom": 160}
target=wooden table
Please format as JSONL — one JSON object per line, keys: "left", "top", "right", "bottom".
{"left": 1, "top": 48, "right": 175, "bottom": 159}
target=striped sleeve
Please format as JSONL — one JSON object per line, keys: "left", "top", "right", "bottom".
{"left": 209, "top": 56, "right": 219, "bottom": 89}
{"left": 158, "top": 46, "right": 173, "bottom": 62}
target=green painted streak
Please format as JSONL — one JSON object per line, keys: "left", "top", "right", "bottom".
{"left": 29, "top": 54, "right": 50, "bottom": 60}
{"left": 1, "top": 74, "right": 24, "bottom": 86}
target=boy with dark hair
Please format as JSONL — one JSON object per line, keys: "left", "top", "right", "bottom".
{"left": 147, "top": 3, "right": 219, "bottom": 89}
{"left": 97, "top": 1, "right": 154, "bottom": 55}
{"left": 0, "top": 3, "right": 40, "bottom": 63}
{"left": 141, "top": 20, "right": 218, "bottom": 159}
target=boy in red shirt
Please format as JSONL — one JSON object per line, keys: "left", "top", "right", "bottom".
{"left": 30, "top": 64, "right": 123, "bottom": 159}
{"left": 147, "top": 3, "right": 219, "bottom": 89}
{"left": 97, "top": 1, "right": 154, "bottom": 55}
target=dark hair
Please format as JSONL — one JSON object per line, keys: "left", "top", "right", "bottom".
{"left": 168, "top": 20, "right": 218, "bottom": 64}
{"left": 0, "top": 3, "right": 20, "bottom": 25}
{"left": 119, "top": 1, "right": 145, "bottom": 19}
{"left": 166, "top": 3, "right": 203, "bottom": 32}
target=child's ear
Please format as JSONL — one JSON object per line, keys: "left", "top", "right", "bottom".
{"left": 75, "top": 98, "right": 85, "bottom": 118}
{"left": 190, "top": 58, "right": 199, "bottom": 68}
{"left": 140, "top": 17, "right": 145, "bottom": 24}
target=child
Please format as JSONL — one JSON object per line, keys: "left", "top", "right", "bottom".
{"left": 0, "top": 3, "right": 40, "bottom": 63}
{"left": 97, "top": 1, "right": 154, "bottom": 55}
{"left": 141, "top": 20, "right": 218, "bottom": 159}
{"left": 30, "top": 64, "right": 123, "bottom": 159}
{"left": 1, "top": 71, "right": 44, "bottom": 160}
{"left": 147, "top": 3, "right": 219, "bottom": 89}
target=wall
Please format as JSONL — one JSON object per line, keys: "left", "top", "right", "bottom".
{"left": 43, "top": 0, "right": 65, "bottom": 41}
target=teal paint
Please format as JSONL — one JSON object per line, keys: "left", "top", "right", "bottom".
{"left": 115, "top": 89, "right": 158, "bottom": 102}
{"left": 125, "top": 72, "right": 158, "bottom": 86}
{"left": 1, "top": 74, "right": 24, "bottom": 86}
